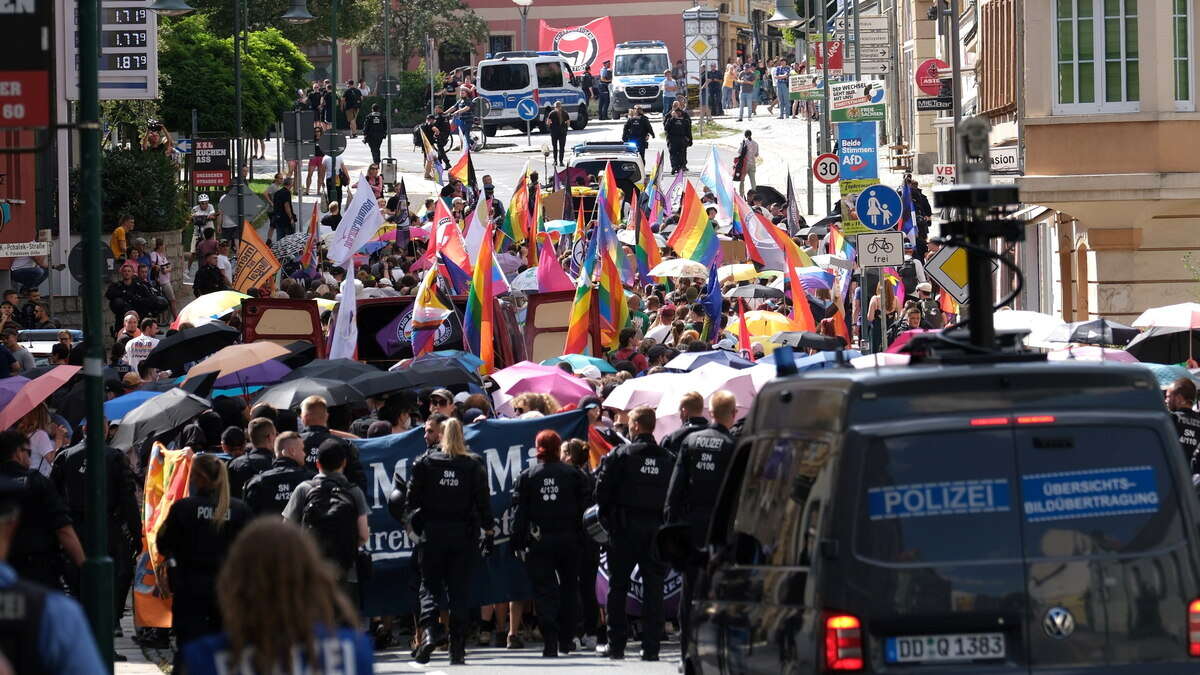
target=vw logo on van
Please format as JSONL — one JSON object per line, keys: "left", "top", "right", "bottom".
{"left": 1042, "top": 607, "right": 1076, "bottom": 639}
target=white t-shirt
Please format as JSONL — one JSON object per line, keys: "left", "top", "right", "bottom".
{"left": 28, "top": 430, "right": 55, "bottom": 477}
{"left": 10, "top": 256, "right": 37, "bottom": 272}
{"left": 123, "top": 335, "right": 160, "bottom": 370}
{"left": 150, "top": 250, "right": 171, "bottom": 284}
{"left": 645, "top": 323, "right": 672, "bottom": 343}
{"left": 322, "top": 155, "right": 342, "bottom": 178}
{"left": 216, "top": 254, "right": 233, "bottom": 283}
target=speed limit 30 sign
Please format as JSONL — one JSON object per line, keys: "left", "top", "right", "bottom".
{"left": 813, "top": 153, "right": 840, "bottom": 185}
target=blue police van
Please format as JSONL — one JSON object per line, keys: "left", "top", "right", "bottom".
{"left": 476, "top": 51, "right": 589, "bottom": 137}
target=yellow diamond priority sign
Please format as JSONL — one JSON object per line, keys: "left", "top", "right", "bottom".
{"left": 926, "top": 245, "right": 970, "bottom": 304}
{"left": 688, "top": 36, "right": 713, "bottom": 58}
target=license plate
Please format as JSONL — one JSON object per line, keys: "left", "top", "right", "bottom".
{"left": 885, "top": 633, "right": 1005, "bottom": 663}
{"left": 486, "top": 108, "right": 502, "bottom": 117}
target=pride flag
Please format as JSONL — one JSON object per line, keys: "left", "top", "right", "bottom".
{"left": 411, "top": 264, "right": 452, "bottom": 358}
{"left": 565, "top": 205, "right": 628, "bottom": 353}
{"left": 667, "top": 182, "right": 719, "bottom": 268}
{"left": 828, "top": 223, "right": 856, "bottom": 263}
{"left": 464, "top": 222, "right": 497, "bottom": 373}
{"left": 633, "top": 202, "right": 661, "bottom": 284}
{"left": 700, "top": 145, "right": 741, "bottom": 235}
{"left": 795, "top": 266, "right": 836, "bottom": 292}
{"left": 500, "top": 162, "right": 530, "bottom": 247}
{"left": 598, "top": 161, "right": 623, "bottom": 226}
{"left": 449, "top": 146, "right": 477, "bottom": 188}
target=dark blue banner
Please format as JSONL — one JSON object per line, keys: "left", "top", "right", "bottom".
{"left": 354, "top": 410, "right": 589, "bottom": 617}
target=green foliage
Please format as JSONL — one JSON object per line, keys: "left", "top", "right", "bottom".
{"left": 158, "top": 16, "right": 311, "bottom": 139}
{"left": 72, "top": 148, "right": 189, "bottom": 233}
{"left": 180, "top": 0, "right": 376, "bottom": 44}
{"left": 359, "top": 0, "right": 489, "bottom": 69}
{"left": 348, "top": 69, "right": 439, "bottom": 128}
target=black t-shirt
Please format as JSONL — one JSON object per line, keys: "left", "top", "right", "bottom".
{"left": 1173, "top": 408, "right": 1200, "bottom": 468}
{"left": 705, "top": 70, "right": 722, "bottom": 86}
{"left": 272, "top": 187, "right": 293, "bottom": 221}
{"left": 0, "top": 347, "right": 15, "bottom": 377}
{"left": 343, "top": 86, "right": 362, "bottom": 109}
{"left": 321, "top": 214, "right": 342, "bottom": 230}
{"left": 307, "top": 90, "right": 323, "bottom": 111}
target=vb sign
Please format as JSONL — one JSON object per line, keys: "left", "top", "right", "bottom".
{"left": 812, "top": 153, "right": 839, "bottom": 185}
{"left": 934, "top": 164, "right": 957, "bottom": 185}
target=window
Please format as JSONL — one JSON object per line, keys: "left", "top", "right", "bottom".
{"left": 1054, "top": 0, "right": 1139, "bottom": 113}
{"left": 732, "top": 436, "right": 833, "bottom": 566}
{"left": 479, "top": 63, "right": 529, "bottom": 91}
{"left": 535, "top": 61, "right": 563, "bottom": 88}
{"left": 1175, "top": 0, "right": 1194, "bottom": 110}
{"left": 488, "top": 34, "right": 513, "bottom": 56}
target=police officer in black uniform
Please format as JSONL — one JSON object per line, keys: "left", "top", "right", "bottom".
{"left": 157, "top": 454, "right": 251, "bottom": 667}
{"left": 660, "top": 391, "right": 709, "bottom": 456}
{"left": 595, "top": 406, "right": 673, "bottom": 661}
{"left": 49, "top": 424, "right": 140, "bottom": 631}
{"left": 299, "top": 396, "right": 368, "bottom": 493}
{"left": 363, "top": 103, "right": 388, "bottom": 165}
{"left": 227, "top": 417, "right": 276, "bottom": 498}
{"left": 242, "top": 431, "right": 315, "bottom": 516}
{"left": 665, "top": 389, "right": 737, "bottom": 665}
{"left": 0, "top": 431, "right": 84, "bottom": 590}
{"left": 406, "top": 417, "right": 493, "bottom": 665}
{"left": 1166, "top": 378, "right": 1200, "bottom": 471}
{"left": 511, "top": 430, "right": 589, "bottom": 658}
{"left": 621, "top": 106, "right": 655, "bottom": 161}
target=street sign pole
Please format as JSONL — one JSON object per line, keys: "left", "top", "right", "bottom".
{"left": 949, "top": 0, "right": 963, "bottom": 164}
{"left": 817, "top": 0, "right": 832, "bottom": 214}
{"left": 526, "top": 120, "right": 531, "bottom": 146}
{"left": 852, "top": 0, "right": 861, "bottom": 79}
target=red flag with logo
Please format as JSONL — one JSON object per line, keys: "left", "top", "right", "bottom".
{"left": 539, "top": 17, "right": 616, "bottom": 76}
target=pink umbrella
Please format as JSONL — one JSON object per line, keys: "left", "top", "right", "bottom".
{"left": 654, "top": 363, "right": 758, "bottom": 440}
{"left": 886, "top": 328, "right": 938, "bottom": 353}
{"left": 1047, "top": 346, "right": 1139, "bottom": 363}
{"left": 602, "top": 372, "right": 681, "bottom": 411}
{"left": 851, "top": 353, "right": 912, "bottom": 368}
{"left": 493, "top": 361, "right": 594, "bottom": 411}
{"left": 0, "top": 365, "right": 81, "bottom": 430}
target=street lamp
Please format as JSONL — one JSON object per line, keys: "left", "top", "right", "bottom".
{"left": 281, "top": 0, "right": 316, "bottom": 24}
{"left": 512, "top": 0, "right": 533, "bottom": 51}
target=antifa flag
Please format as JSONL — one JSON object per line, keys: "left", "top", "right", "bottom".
{"left": 538, "top": 17, "right": 616, "bottom": 75}
{"left": 354, "top": 411, "right": 589, "bottom": 616}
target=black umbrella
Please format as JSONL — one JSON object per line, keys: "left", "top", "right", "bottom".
{"left": 143, "top": 323, "right": 240, "bottom": 372}
{"left": 275, "top": 341, "right": 318, "bottom": 370}
{"left": 110, "top": 388, "right": 211, "bottom": 451}
{"left": 181, "top": 370, "right": 219, "bottom": 398}
{"left": 771, "top": 330, "right": 843, "bottom": 351}
{"left": 283, "top": 358, "right": 379, "bottom": 382}
{"left": 1048, "top": 318, "right": 1139, "bottom": 347}
{"left": 350, "top": 371, "right": 426, "bottom": 399}
{"left": 1125, "top": 327, "right": 1200, "bottom": 365}
{"left": 255, "top": 377, "right": 366, "bottom": 409}
{"left": 360, "top": 361, "right": 481, "bottom": 397}
{"left": 724, "top": 285, "right": 785, "bottom": 300}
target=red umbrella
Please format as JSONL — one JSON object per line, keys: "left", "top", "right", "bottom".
{"left": 0, "top": 365, "right": 81, "bottom": 430}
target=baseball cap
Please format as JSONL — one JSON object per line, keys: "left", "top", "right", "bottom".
{"left": 916, "top": 282, "right": 933, "bottom": 293}
{"left": 577, "top": 365, "right": 602, "bottom": 380}
{"left": 430, "top": 388, "right": 454, "bottom": 403}
{"left": 578, "top": 395, "right": 602, "bottom": 410}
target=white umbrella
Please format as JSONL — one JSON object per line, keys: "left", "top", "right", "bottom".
{"left": 992, "top": 310, "right": 1066, "bottom": 348}
{"left": 653, "top": 362, "right": 758, "bottom": 440}
{"left": 1132, "top": 302, "right": 1200, "bottom": 329}
{"left": 810, "top": 254, "right": 854, "bottom": 271}
{"left": 602, "top": 372, "right": 681, "bottom": 411}
{"left": 649, "top": 258, "right": 708, "bottom": 278}
{"left": 510, "top": 267, "right": 539, "bottom": 292}
{"left": 616, "top": 229, "right": 666, "bottom": 247}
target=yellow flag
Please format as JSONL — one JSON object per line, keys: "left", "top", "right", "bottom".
{"left": 232, "top": 220, "right": 280, "bottom": 293}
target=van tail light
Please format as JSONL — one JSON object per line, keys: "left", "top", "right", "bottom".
{"left": 1189, "top": 599, "right": 1200, "bottom": 656}
{"left": 970, "top": 417, "right": 1010, "bottom": 427}
{"left": 824, "top": 613, "right": 864, "bottom": 671}
{"left": 1016, "top": 415, "right": 1057, "bottom": 425}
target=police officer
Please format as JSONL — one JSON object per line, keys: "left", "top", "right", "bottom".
{"left": 49, "top": 423, "right": 140, "bottom": 634}
{"left": 363, "top": 103, "right": 388, "bottom": 165}
{"left": 227, "top": 417, "right": 276, "bottom": 498}
{"left": 405, "top": 417, "right": 493, "bottom": 665}
{"left": 157, "top": 454, "right": 251, "bottom": 666}
{"left": 1166, "top": 378, "right": 1200, "bottom": 471}
{"left": 660, "top": 391, "right": 708, "bottom": 456}
{"left": 511, "top": 430, "right": 589, "bottom": 658}
{"left": 621, "top": 106, "right": 655, "bottom": 161}
{"left": 665, "top": 389, "right": 737, "bottom": 665}
{"left": 242, "top": 431, "right": 315, "bottom": 516}
{"left": 0, "top": 472, "right": 106, "bottom": 672}
{"left": 597, "top": 59, "right": 613, "bottom": 120}
{"left": 595, "top": 406, "right": 672, "bottom": 661}
{"left": 298, "top": 395, "right": 368, "bottom": 493}
{"left": 0, "top": 431, "right": 84, "bottom": 590}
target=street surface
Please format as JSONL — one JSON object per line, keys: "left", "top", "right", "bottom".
{"left": 372, "top": 643, "right": 681, "bottom": 673}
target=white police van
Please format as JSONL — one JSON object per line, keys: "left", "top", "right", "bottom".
{"left": 476, "top": 51, "right": 589, "bottom": 136}
{"left": 610, "top": 40, "right": 671, "bottom": 115}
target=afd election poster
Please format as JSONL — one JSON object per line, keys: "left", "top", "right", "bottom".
{"left": 538, "top": 17, "right": 616, "bottom": 75}
{"left": 836, "top": 121, "right": 880, "bottom": 236}
{"left": 353, "top": 410, "right": 589, "bottom": 617}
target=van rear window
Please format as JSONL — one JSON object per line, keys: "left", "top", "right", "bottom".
{"left": 856, "top": 430, "right": 1023, "bottom": 564}
{"left": 480, "top": 64, "right": 529, "bottom": 91}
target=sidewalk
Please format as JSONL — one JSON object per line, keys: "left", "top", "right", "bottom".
{"left": 115, "top": 612, "right": 166, "bottom": 675}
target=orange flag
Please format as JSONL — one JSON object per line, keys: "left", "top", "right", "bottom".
{"left": 232, "top": 221, "right": 280, "bottom": 293}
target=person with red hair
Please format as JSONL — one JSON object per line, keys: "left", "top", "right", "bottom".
{"left": 510, "top": 430, "right": 590, "bottom": 657}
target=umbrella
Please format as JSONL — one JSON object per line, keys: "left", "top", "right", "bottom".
{"left": 1047, "top": 318, "right": 1139, "bottom": 347}
{"left": 186, "top": 342, "right": 293, "bottom": 386}
{"left": 492, "top": 361, "right": 593, "bottom": 409}
{"left": 654, "top": 362, "right": 758, "bottom": 439}
{"left": 730, "top": 310, "right": 792, "bottom": 337}
{"left": 851, "top": 353, "right": 911, "bottom": 368}
{"left": 1132, "top": 302, "right": 1200, "bottom": 329}
{"left": 385, "top": 356, "right": 483, "bottom": 390}
{"left": 544, "top": 219, "right": 578, "bottom": 235}
{"left": 0, "top": 377, "right": 31, "bottom": 409}
{"left": 510, "top": 267, "right": 540, "bottom": 292}
{"left": 271, "top": 232, "right": 309, "bottom": 259}
{"left": 276, "top": 341, "right": 318, "bottom": 369}
{"left": 1125, "top": 327, "right": 1200, "bottom": 365}
{"left": 771, "top": 330, "right": 843, "bottom": 351}
{"left": 143, "top": 323, "right": 241, "bottom": 373}
{"left": 101, "top": 390, "right": 163, "bottom": 423}
{"left": 794, "top": 350, "right": 859, "bottom": 372}
{"left": 649, "top": 258, "right": 708, "bottom": 278}
{"left": 540, "top": 354, "right": 617, "bottom": 374}
{"left": 172, "top": 290, "right": 250, "bottom": 329}
{"left": 427, "top": 350, "right": 485, "bottom": 372}
{"left": 180, "top": 370, "right": 220, "bottom": 398}
{"left": 110, "top": 388, "right": 211, "bottom": 451}
{"left": 886, "top": 328, "right": 937, "bottom": 353}
{"left": 617, "top": 229, "right": 666, "bottom": 247}
{"left": 360, "top": 240, "right": 390, "bottom": 255}
{"left": 665, "top": 351, "right": 756, "bottom": 372}
{"left": 810, "top": 254, "right": 854, "bottom": 271}
{"left": 284, "top": 358, "right": 379, "bottom": 382}
{"left": 602, "top": 372, "right": 681, "bottom": 411}
{"left": 717, "top": 264, "right": 758, "bottom": 283}
{"left": 1140, "top": 363, "right": 1200, "bottom": 389}
{"left": 351, "top": 371, "right": 422, "bottom": 399}
{"left": 725, "top": 285, "right": 785, "bottom": 300}
{"left": 0, "top": 366, "right": 81, "bottom": 430}
{"left": 314, "top": 297, "right": 337, "bottom": 313}
{"left": 255, "top": 377, "right": 366, "bottom": 409}
{"left": 1047, "top": 346, "right": 1139, "bottom": 363}
{"left": 19, "top": 365, "right": 56, "bottom": 380}
{"left": 992, "top": 310, "right": 1066, "bottom": 347}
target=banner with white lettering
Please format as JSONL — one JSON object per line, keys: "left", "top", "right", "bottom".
{"left": 354, "top": 410, "right": 589, "bottom": 616}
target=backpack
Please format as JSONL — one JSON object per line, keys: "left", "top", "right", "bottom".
{"left": 300, "top": 477, "right": 360, "bottom": 571}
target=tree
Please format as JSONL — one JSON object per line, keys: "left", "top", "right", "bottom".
{"left": 359, "top": 0, "right": 489, "bottom": 70}
{"left": 72, "top": 148, "right": 189, "bottom": 233}
{"left": 182, "top": 0, "right": 376, "bottom": 45}
{"left": 157, "top": 16, "right": 311, "bottom": 139}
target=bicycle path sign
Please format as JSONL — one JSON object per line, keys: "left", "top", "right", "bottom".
{"left": 854, "top": 184, "right": 903, "bottom": 232}
{"left": 856, "top": 231, "right": 903, "bottom": 268}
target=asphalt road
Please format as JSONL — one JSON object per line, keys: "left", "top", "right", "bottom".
{"left": 373, "top": 640, "right": 682, "bottom": 673}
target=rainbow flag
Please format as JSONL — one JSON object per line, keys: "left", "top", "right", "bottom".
{"left": 666, "top": 182, "right": 719, "bottom": 268}
{"left": 464, "top": 221, "right": 496, "bottom": 373}
{"left": 448, "top": 146, "right": 476, "bottom": 188}
{"left": 411, "top": 264, "right": 452, "bottom": 357}
{"left": 633, "top": 201, "right": 661, "bottom": 284}
{"left": 500, "top": 162, "right": 530, "bottom": 247}
{"left": 599, "top": 161, "right": 623, "bottom": 226}
{"left": 564, "top": 235, "right": 597, "bottom": 355}
{"left": 883, "top": 266, "right": 905, "bottom": 305}
{"left": 828, "top": 223, "right": 856, "bottom": 263}
{"left": 565, "top": 202, "right": 628, "bottom": 353}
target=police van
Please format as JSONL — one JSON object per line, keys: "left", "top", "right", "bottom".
{"left": 666, "top": 346, "right": 1200, "bottom": 674}
{"left": 476, "top": 51, "right": 589, "bottom": 137}
{"left": 611, "top": 40, "right": 672, "bottom": 115}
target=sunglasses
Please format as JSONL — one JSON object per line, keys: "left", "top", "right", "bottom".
{"left": 431, "top": 398, "right": 448, "bottom": 405}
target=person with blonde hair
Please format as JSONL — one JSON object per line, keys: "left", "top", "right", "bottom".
{"left": 406, "top": 417, "right": 494, "bottom": 665}
{"left": 158, "top": 454, "right": 252, "bottom": 667}
{"left": 181, "top": 519, "right": 371, "bottom": 673}
{"left": 15, "top": 403, "right": 64, "bottom": 477}
{"left": 510, "top": 392, "right": 560, "bottom": 417}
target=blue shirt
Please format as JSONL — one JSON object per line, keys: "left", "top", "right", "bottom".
{"left": 0, "top": 562, "right": 106, "bottom": 673}
{"left": 183, "top": 626, "right": 374, "bottom": 675}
